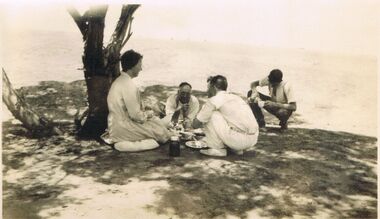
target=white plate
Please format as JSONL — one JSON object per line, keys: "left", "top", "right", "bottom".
{"left": 185, "top": 141, "right": 208, "bottom": 149}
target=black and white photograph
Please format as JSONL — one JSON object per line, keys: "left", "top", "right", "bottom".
{"left": 2, "top": 0, "right": 378, "bottom": 218}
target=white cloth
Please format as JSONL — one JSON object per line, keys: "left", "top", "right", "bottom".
{"left": 107, "top": 73, "right": 171, "bottom": 143}
{"left": 259, "top": 77, "right": 296, "bottom": 103}
{"left": 196, "top": 91, "right": 258, "bottom": 150}
{"left": 115, "top": 139, "right": 159, "bottom": 152}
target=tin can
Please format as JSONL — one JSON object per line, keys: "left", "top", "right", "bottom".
{"left": 169, "top": 136, "right": 180, "bottom": 157}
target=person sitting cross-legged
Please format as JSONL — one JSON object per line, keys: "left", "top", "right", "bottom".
{"left": 106, "top": 50, "right": 173, "bottom": 152}
{"left": 247, "top": 69, "right": 297, "bottom": 131}
{"left": 192, "top": 75, "right": 259, "bottom": 157}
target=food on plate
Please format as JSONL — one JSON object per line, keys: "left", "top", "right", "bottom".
{"left": 185, "top": 141, "right": 207, "bottom": 149}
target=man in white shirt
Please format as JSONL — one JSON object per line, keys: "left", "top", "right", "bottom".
{"left": 163, "top": 82, "right": 200, "bottom": 129}
{"left": 248, "top": 69, "right": 297, "bottom": 131}
{"left": 192, "top": 75, "right": 258, "bottom": 157}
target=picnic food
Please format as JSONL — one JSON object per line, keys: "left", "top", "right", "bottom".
{"left": 185, "top": 141, "right": 207, "bottom": 149}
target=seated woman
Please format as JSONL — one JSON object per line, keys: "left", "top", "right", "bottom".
{"left": 107, "top": 50, "right": 172, "bottom": 151}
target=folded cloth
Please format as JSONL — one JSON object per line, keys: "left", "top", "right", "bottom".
{"left": 114, "top": 139, "right": 159, "bottom": 152}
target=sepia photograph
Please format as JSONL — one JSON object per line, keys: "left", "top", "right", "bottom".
{"left": 1, "top": 0, "right": 378, "bottom": 218}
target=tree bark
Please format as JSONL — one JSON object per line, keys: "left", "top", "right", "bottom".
{"left": 2, "top": 69, "right": 61, "bottom": 137}
{"left": 78, "top": 5, "right": 109, "bottom": 138}
{"left": 68, "top": 4, "right": 139, "bottom": 139}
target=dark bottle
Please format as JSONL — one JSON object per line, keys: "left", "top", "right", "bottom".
{"left": 169, "top": 136, "right": 180, "bottom": 157}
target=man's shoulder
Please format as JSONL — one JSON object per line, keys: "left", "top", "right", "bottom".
{"left": 209, "top": 91, "right": 230, "bottom": 108}
{"left": 166, "top": 93, "right": 177, "bottom": 103}
{"left": 282, "top": 81, "right": 293, "bottom": 89}
{"left": 259, "top": 76, "right": 269, "bottom": 86}
{"left": 190, "top": 95, "right": 199, "bottom": 102}
{"left": 281, "top": 81, "right": 296, "bottom": 102}
{"left": 167, "top": 93, "right": 177, "bottom": 99}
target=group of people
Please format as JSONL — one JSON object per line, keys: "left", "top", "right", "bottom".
{"left": 106, "top": 50, "right": 296, "bottom": 157}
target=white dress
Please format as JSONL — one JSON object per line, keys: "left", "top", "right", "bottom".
{"left": 107, "top": 73, "right": 171, "bottom": 143}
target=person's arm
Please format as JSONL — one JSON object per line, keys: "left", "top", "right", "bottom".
{"left": 191, "top": 101, "right": 216, "bottom": 129}
{"left": 264, "top": 101, "right": 297, "bottom": 111}
{"left": 248, "top": 77, "right": 269, "bottom": 101}
{"left": 247, "top": 80, "right": 260, "bottom": 102}
{"left": 192, "top": 118, "right": 204, "bottom": 129}
{"left": 250, "top": 80, "right": 260, "bottom": 89}
{"left": 122, "top": 84, "right": 147, "bottom": 123}
{"left": 265, "top": 82, "right": 296, "bottom": 111}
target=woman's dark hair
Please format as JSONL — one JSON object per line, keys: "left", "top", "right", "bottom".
{"left": 120, "top": 50, "right": 143, "bottom": 71}
{"left": 179, "top": 82, "right": 192, "bottom": 89}
{"left": 207, "top": 75, "right": 228, "bottom": 91}
{"left": 268, "top": 69, "right": 283, "bottom": 83}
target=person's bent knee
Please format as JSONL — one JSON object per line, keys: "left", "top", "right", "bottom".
{"left": 277, "top": 109, "right": 288, "bottom": 116}
{"left": 277, "top": 109, "right": 292, "bottom": 118}
{"left": 157, "top": 134, "right": 171, "bottom": 144}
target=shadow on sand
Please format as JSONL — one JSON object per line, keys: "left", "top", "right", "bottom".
{"left": 3, "top": 123, "right": 377, "bottom": 218}
{"left": 2, "top": 81, "right": 377, "bottom": 218}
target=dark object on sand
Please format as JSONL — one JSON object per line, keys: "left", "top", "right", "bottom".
{"left": 169, "top": 136, "right": 180, "bottom": 157}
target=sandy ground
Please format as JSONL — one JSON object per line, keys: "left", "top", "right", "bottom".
{"left": 2, "top": 81, "right": 377, "bottom": 219}
{"left": 2, "top": 32, "right": 378, "bottom": 218}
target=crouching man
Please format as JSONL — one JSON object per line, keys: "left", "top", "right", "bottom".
{"left": 192, "top": 75, "right": 258, "bottom": 157}
{"left": 247, "top": 69, "right": 297, "bottom": 131}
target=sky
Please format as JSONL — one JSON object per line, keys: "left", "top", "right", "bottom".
{"left": 1, "top": 0, "right": 379, "bottom": 56}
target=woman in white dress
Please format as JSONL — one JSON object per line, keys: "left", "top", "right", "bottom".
{"left": 107, "top": 50, "right": 172, "bottom": 151}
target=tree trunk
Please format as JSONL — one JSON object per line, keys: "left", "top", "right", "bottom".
{"left": 68, "top": 5, "right": 139, "bottom": 139}
{"left": 2, "top": 69, "right": 61, "bottom": 137}
{"left": 77, "top": 5, "right": 109, "bottom": 139}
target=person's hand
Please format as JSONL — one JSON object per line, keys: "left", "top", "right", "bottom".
{"left": 250, "top": 89, "right": 259, "bottom": 98}
{"left": 175, "top": 104, "right": 183, "bottom": 111}
{"left": 182, "top": 103, "right": 190, "bottom": 112}
{"left": 183, "top": 118, "right": 192, "bottom": 130}
{"left": 264, "top": 101, "right": 276, "bottom": 108}
{"left": 145, "top": 110, "right": 155, "bottom": 119}
{"left": 248, "top": 96, "right": 260, "bottom": 104}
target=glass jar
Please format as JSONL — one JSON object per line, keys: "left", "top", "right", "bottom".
{"left": 169, "top": 136, "right": 180, "bottom": 157}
